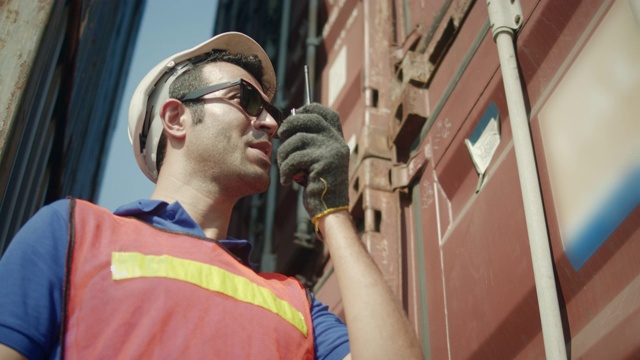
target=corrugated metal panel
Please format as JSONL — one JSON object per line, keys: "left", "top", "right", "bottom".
{"left": 0, "top": 0, "right": 57, "bottom": 161}
{"left": 531, "top": 1, "right": 640, "bottom": 357}
{"left": 221, "top": 0, "right": 640, "bottom": 357}
{"left": 0, "top": 0, "right": 144, "bottom": 253}
{"left": 0, "top": 1, "right": 67, "bottom": 250}
{"left": 61, "top": 1, "right": 145, "bottom": 200}
{"left": 315, "top": 0, "right": 406, "bottom": 317}
{"left": 400, "top": 0, "right": 640, "bottom": 357}
{"left": 400, "top": 0, "right": 549, "bottom": 357}
{"left": 318, "top": 0, "right": 363, "bottom": 137}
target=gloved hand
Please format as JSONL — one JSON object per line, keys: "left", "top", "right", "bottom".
{"left": 277, "top": 103, "right": 350, "bottom": 224}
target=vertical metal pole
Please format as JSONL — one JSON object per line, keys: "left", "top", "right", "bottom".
{"left": 486, "top": 1, "right": 567, "bottom": 359}
{"left": 261, "top": 0, "right": 293, "bottom": 272}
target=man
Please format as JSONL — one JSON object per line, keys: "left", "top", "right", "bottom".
{"left": 0, "top": 32, "right": 423, "bottom": 359}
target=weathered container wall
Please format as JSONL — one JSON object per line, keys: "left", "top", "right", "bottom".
{"left": 0, "top": 0, "right": 63, "bottom": 251}
{"left": 0, "top": 0, "right": 143, "bottom": 253}
{"left": 312, "top": 0, "right": 640, "bottom": 358}
{"left": 314, "top": 0, "right": 403, "bottom": 315}
{"left": 531, "top": 1, "right": 640, "bottom": 358}
{"left": 217, "top": 1, "right": 639, "bottom": 357}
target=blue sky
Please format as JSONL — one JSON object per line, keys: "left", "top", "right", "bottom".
{"left": 97, "top": 0, "right": 219, "bottom": 211}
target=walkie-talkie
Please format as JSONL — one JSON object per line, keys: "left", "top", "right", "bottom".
{"left": 291, "top": 65, "right": 311, "bottom": 186}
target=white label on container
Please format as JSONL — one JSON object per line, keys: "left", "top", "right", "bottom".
{"left": 465, "top": 117, "right": 500, "bottom": 175}
{"left": 465, "top": 102, "right": 501, "bottom": 176}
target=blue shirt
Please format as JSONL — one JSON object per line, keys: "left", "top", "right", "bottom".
{"left": 0, "top": 199, "right": 350, "bottom": 359}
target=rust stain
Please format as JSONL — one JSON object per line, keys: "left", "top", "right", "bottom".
{"left": 4, "top": 8, "right": 18, "bottom": 24}
{"left": 1, "top": 57, "right": 30, "bottom": 156}
{"left": 38, "top": 0, "right": 51, "bottom": 14}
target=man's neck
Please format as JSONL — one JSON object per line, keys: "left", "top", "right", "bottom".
{"left": 151, "top": 175, "right": 237, "bottom": 240}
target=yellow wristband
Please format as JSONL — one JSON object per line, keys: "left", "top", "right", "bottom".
{"left": 311, "top": 206, "right": 349, "bottom": 225}
{"left": 311, "top": 206, "right": 349, "bottom": 234}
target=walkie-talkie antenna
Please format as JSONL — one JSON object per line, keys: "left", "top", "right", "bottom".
{"left": 304, "top": 65, "right": 311, "bottom": 105}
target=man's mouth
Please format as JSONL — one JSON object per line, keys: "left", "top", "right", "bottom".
{"left": 249, "top": 141, "right": 272, "bottom": 159}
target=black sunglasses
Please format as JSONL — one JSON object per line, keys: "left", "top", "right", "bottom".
{"left": 178, "top": 79, "right": 284, "bottom": 126}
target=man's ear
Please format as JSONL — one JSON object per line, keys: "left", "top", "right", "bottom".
{"left": 160, "top": 99, "right": 187, "bottom": 139}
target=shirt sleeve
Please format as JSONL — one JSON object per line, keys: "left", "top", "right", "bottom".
{"left": 311, "top": 293, "right": 350, "bottom": 360}
{"left": 0, "top": 199, "right": 69, "bottom": 359}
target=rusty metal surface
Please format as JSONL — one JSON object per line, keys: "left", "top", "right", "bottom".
{"left": 0, "top": 0, "right": 55, "bottom": 144}
{"left": 425, "top": 2, "right": 496, "bottom": 167}
{"left": 402, "top": 0, "right": 640, "bottom": 357}
{"left": 441, "top": 150, "right": 545, "bottom": 359}
{"left": 220, "top": 0, "right": 640, "bottom": 357}
{"left": 405, "top": 153, "right": 450, "bottom": 358}
{"left": 351, "top": 187, "right": 402, "bottom": 299}
{"left": 348, "top": 120, "right": 392, "bottom": 180}
{"left": 408, "top": 73, "right": 545, "bottom": 358}
{"left": 319, "top": 0, "right": 365, "bottom": 140}
{"left": 408, "top": 1, "right": 640, "bottom": 358}
{"left": 525, "top": 1, "right": 640, "bottom": 357}
{"left": 388, "top": 84, "right": 429, "bottom": 161}
{"left": 316, "top": 0, "right": 407, "bottom": 307}
{"left": 349, "top": 155, "right": 391, "bottom": 191}
{"left": 0, "top": 0, "right": 64, "bottom": 250}
{"left": 0, "top": 0, "right": 143, "bottom": 252}
{"left": 362, "top": 0, "right": 393, "bottom": 110}
{"left": 0, "top": 0, "right": 55, "bottom": 181}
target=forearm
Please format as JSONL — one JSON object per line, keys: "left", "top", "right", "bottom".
{"left": 318, "top": 211, "right": 424, "bottom": 360}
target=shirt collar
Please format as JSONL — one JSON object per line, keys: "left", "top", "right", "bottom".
{"left": 114, "top": 199, "right": 257, "bottom": 269}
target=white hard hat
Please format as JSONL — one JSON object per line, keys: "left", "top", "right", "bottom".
{"left": 128, "top": 32, "right": 276, "bottom": 183}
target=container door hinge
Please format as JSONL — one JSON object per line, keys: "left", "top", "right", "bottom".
{"left": 390, "top": 146, "right": 429, "bottom": 191}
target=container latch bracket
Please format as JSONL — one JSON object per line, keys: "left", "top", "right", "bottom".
{"left": 390, "top": 146, "right": 429, "bottom": 191}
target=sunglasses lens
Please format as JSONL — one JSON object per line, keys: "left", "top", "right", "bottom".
{"left": 241, "top": 83, "right": 263, "bottom": 116}
{"left": 241, "top": 82, "right": 283, "bottom": 125}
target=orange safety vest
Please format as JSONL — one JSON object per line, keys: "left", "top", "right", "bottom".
{"left": 61, "top": 199, "right": 314, "bottom": 359}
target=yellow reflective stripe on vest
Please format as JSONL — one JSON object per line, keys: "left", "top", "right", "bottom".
{"left": 111, "top": 252, "right": 308, "bottom": 337}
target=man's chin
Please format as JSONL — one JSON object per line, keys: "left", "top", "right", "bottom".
{"left": 245, "top": 173, "right": 270, "bottom": 194}
{"left": 256, "top": 177, "right": 271, "bottom": 193}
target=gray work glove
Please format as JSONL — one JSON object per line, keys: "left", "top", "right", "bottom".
{"left": 277, "top": 103, "right": 350, "bottom": 222}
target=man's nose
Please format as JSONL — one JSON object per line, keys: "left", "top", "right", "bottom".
{"left": 254, "top": 110, "right": 279, "bottom": 138}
